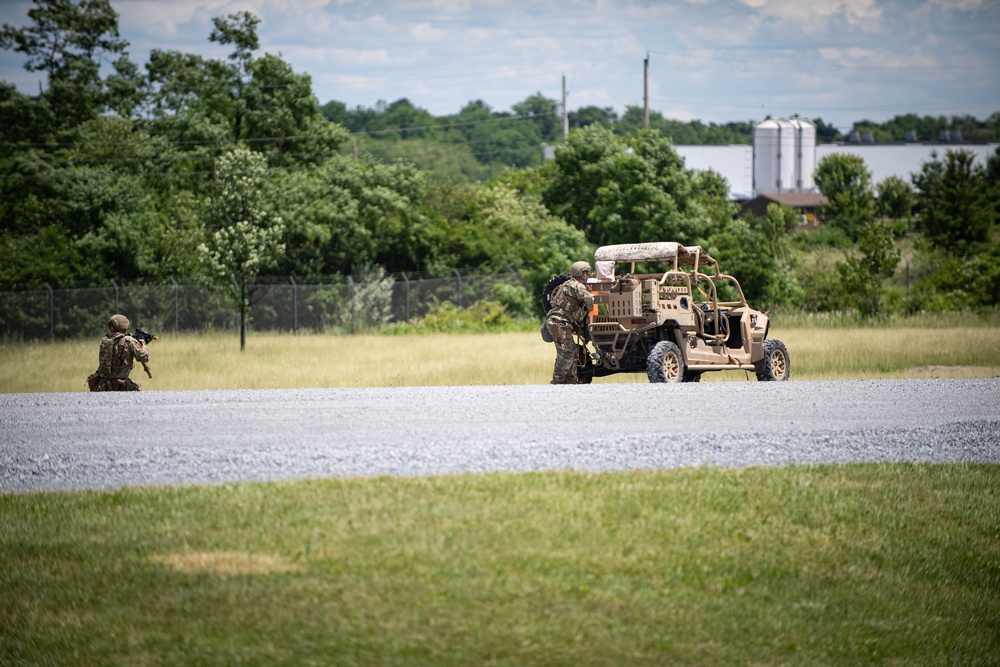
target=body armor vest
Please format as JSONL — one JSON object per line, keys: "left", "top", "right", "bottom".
{"left": 99, "top": 333, "right": 127, "bottom": 378}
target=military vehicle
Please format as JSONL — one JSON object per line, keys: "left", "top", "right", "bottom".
{"left": 543, "top": 242, "right": 789, "bottom": 383}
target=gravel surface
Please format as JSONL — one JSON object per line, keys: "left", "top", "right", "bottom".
{"left": 2, "top": 378, "right": 998, "bottom": 493}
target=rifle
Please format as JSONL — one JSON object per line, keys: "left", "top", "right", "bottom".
{"left": 132, "top": 327, "right": 157, "bottom": 378}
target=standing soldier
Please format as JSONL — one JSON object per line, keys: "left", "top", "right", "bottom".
{"left": 545, "top": 261, "right": 594, "bottom": 384}
{"left": 86, "top": 314, "right": 151, "bottom": 392}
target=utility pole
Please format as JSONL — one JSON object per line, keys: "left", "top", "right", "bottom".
{"left": 562, "top": 73, "right": 569, "bottom": 142}
{"left": 643, "top": 53, "right": 649, "bottom": 129}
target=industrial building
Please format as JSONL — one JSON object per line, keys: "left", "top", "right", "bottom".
{"left": 674, "top": 120, "right": 998, "bottom": 216}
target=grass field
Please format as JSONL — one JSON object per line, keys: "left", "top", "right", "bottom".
{"left": 2, "top": 318, "right": 999, "bottom": 392}
{"left": 2, "top": 464, "right": 998, "bottom": 666}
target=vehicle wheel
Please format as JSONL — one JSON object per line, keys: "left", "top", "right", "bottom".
{"left": 755, "top": 339, "right": 790, "bottom": 381}
{"left": 542, "top": 273, "right": 571, "bottom": 313}
{"left": 647, "top": 341, "right": 684, "bottom": 383}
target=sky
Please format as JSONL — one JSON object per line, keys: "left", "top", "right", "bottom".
{"left": 1, "top": 0, "right": 999, "bottom": 132}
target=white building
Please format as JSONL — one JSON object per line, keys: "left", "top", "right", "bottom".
{"left": 675, "top": 139, "right": 998, "bottom": 201}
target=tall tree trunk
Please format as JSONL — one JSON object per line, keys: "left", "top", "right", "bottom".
{"left": 239, "top": 281, "right": 247, "bottom": 351}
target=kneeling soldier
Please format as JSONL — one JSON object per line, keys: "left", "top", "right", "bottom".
{"left": 86, "top": 314, "right": 150, "bottom": 392}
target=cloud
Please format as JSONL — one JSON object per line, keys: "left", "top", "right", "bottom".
{"left": 737, "top": 0, "right": 882, "bottom": 27}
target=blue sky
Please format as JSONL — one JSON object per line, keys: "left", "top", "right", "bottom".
{"left": 1, "top": 0, "right": 998, "bottom": 131}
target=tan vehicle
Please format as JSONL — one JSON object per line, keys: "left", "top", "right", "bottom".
{"left": 543, "top": 242, "right": 790, "bottom": 383}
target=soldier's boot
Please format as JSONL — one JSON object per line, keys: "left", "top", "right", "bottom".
{"left": 565, "top": 374, "right": 580, "bottom": 384}
{"left": 551, "top": 373, "right": 567, "bottom": 384}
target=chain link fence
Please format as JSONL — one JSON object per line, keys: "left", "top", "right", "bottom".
{"left": 0, "top": 270, "right": 526, "bottom": 341}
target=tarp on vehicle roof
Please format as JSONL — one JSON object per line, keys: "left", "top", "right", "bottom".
{"left": 593, "top": 242, "right": 715, "bottom": 267}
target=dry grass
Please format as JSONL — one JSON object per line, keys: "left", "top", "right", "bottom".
{"left": 1, "top": 325, "right": 998, "bottom": 393}
{"left": 151, "top": 551, "right": 304, "bottom": 576}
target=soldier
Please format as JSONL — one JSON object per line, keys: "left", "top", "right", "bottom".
{"left": 545, "top": 261, "right": 595, "bottom": 384}
{"left": 86, "top": 314, "right": 151, "bottom": 392}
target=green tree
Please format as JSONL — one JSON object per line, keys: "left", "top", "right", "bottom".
{"left": 837, "top": 220, "right": 900, "bottom": 317}
{"left": 199, "top": 146, "right": 284, "bottom": 351}
{"left": 512, "top": 92, "right": 561, "bottom": 145}
{"left": 911, "top": 149, "right": 994, "bottom": 257}
{"left": 616, "top": 107, "right": 752, "bottom": 144}
{"left": 437, "top": 183, "right": 591, "bottom": 311}
{"left": 274, "top": 156, "right": 430, "bottom": 277}
{"left": 814, "top": 153, "right": 875, "bottom": 239}
{"left": 712, "top": 203, "right": 800, "bottom": 309}
{"left": 569, "top": 105, "right": 617, "bottom": 130}
{"left": 146, "top": 11, "right": 344, "bottom": 174}
{"left": 454, "top": 100, "right": 543, "bottom": 171}
{"left": 986, "top": 146, "right": 1000, "bottom": 218}
{"left": 0, "top": 0, "right": 134, "bottom": 127}
{"left": 811, "top": 117, "right": 842, "bottom": 143}
{"left": 876, "top": 175, "right": 914, "bottom": 221}
{"left": 543, "top": 125, "right": 733, "bottom": 246}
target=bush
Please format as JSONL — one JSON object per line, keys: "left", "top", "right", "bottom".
{"left": 385, "top": 300, "right": 536, "bottom": 334}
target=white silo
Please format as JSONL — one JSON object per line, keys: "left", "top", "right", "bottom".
{"left": 790, "top": 118, "right": 816, "bottom": 192}
{"left": 776, "top": 118, "right": 797, "bottom": 193}
{"left": 753, "top": 118, "right": 816, "bottom": 195}
{"left": 753, "top": 119, "right": 780, "bottom": 195}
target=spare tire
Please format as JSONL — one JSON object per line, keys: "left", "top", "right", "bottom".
{"left": 542, "top": 273, "right": 572, "bottom": 313}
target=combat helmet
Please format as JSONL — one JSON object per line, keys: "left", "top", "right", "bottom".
{"left": 570, "top": 261, "right": 591, "bottom": 278}
{"left": 108, "top": 314, "right": 130, "bottom": 332}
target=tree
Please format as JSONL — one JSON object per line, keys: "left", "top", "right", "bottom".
{"left": 814, "top": 153, "right": 875, "bottom": 239}
{"left": 437, "top": 183, "right": 591, "bottom": 311}
{"left": 543, "top": 125, "right": 733, "bottom": 246}
{"left": 0, "top": 0, "right": 133, "bottom": 127}
{"left": 199, "top": 145, "right": 284, "bottom": 351}
{"left": 911, "top": 149, "right": 994, "bottom": 257}
{"left": 837, "top": 220, "right": 900, "bottom": 317}
{"left": 274, "top": 156, "right": 430, "bottom": 277}
{"left": 810, "top": 117, "right": 841, "bottom": 143}
{"left": 877, "top": 175, "right": 914, "bottom": 221}
{"left": 453, "top": 100, "right": 543, "bottom": 171}
{"left": 616, "top": 107, "right": 751, "bottom": 144}
{"left": 512, "top": 92, "right": 561, "bottom": 145}
{"left": 569, "top": 105, "right": 617, "bottom": 130}
{"left": 712, "top": 203, "right": 800, "bottom": 309}
{"left": 146, "top": 11, "right": 344, "bottom": 174}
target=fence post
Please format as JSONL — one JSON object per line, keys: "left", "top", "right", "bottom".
{"left": 111, "top": 279, "right": 119, "bottom": 313}
{"left": 170, "top": 277, "right": 178, "bottom": 335}
{"left": 454, "top": 269, "right": 462, "bottom": 308}
{"left": 347, "top": 276, "right": 356, "bottom": 335}
{"left": 46, "top": 282, "right": 54, "bottom": 341}
{"left": 402, "top": 273, "right": 410, "bottom": 322}
{"left": 289, "top": 276, "right": 298, "bottom": 334}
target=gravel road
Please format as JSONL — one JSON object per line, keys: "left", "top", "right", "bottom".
{"left": 2, "top": 378, "right": 998, "bottom": 493}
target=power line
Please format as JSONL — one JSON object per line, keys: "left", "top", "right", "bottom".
{"left": 647, "top": 49, "right": 1000, "bottom": 72}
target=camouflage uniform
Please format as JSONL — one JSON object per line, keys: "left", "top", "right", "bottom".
{"left": 87, "top": 325, "right": 150, "bottom": 392}
{"left": 545, "top": 278, "right": 594, "bottom": 384}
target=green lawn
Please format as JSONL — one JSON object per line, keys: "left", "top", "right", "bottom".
{"left": 2, "top": 464, "right": 998, "bottom": 666}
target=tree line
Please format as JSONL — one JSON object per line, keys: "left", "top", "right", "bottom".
{"left": 1, "top": 0, "right": 998, "bottom": 344}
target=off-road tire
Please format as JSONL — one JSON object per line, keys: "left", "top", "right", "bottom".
{"left": 647, "top": 340, "right": 684, "bottom": 383}
{"left": 542, "top": 273, "right": 572, "bottom": 313}
{"left": 755, "top": 338, "right": 790, "bottom": 381}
